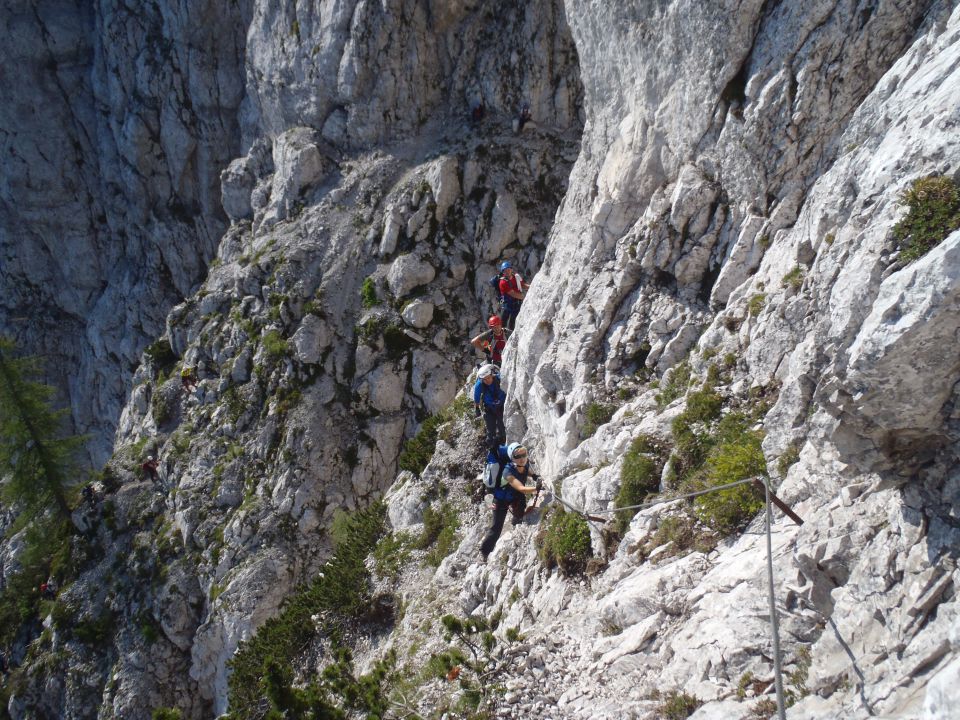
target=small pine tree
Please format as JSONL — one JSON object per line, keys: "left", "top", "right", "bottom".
{"left": 0, "top": 337, "right": 84, "bottom": 519}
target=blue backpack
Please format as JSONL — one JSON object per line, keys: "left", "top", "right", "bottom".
{"left": 488, "top": 273, "right": 503, "bottom": 301}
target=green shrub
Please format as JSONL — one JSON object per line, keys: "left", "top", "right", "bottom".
{"left": 73, "top": 610, "right": 115, "bottom": 646}
{"left": 373, "top": 531, "right": 415, "bottom": 580}
{"left": 684, "top": 387, "right": 723, "bottom": 423}
{"left": 397, "top": 395, "right": 468, "bottom": 476}
{"left": 657, "top": 690, "right": 701, "bottom": 719}
{"left": 152, "top": 709, "right": 183, "bottom": 720}
{"left": 228, "top": 503, "right": 387, "bottom": 714}
{"left": 776, "top": 444, "right": 800, "bottom": 476}
{"left": 656, "top": 361, "right": 692, "bottom": 409}
{"left": 693, "top": 427, "right": 766, "bottom": 533}
{"left": 398, "top": 413, "right": 445, "bottom": 476}
{"left": 151, "top": 389, "right": 175, "bottom": 426}
{"left": 748, "top": 293, "right": 766, "bottom": 317}
{"left": 0, "top": 517, "right": 72, "bottom": 647}
{"left": 144, "top": 339, "right": 177, "bottom": 376}
{"left": 360, "top": 277, "right": 378, "bottom": 308}
{"left": 419, "top": 503, "right": 460, "bottom": 567}
{"left": 261, "top": 330, "right": 289, "bottom": 362}
{"left": 892, "top": 175, "right": 960, "bottom": 262}
{"left": 582, "top": 402, "right": 615, "bottom": 438}
{"left": 383, "top": 324, "right": 414, "bottom": 359}
{"left": 538, "top": 508, "right": 592, "bottom": 576}
{"left": 615, "top": 436, "right": 661, "bottom": 534}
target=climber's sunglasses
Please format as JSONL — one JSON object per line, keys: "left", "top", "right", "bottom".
{"left": 513, "top": 451, "right": 527, "bottom": 459}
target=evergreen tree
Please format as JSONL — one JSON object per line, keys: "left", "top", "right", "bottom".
{"left": 0, "top": 337, "right": 83, "bottom": 520}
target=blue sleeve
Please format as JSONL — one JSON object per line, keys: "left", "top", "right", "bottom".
{"left": 473, "top": 379, "right": 482, "bottom": 404}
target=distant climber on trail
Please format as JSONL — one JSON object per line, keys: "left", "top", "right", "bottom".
{"left": 471, "top": 315, "right": 511, "bottom": 366}
{"left": 180, "top": 365, "right": 198, "bottom": 393}
{"left": 40, "top": 578, "right": 56, "bottom": 600}
{"left": 514, "top": 104, "right": 532, "bottom": 133}
{"left": 81, "top": 483, "right": 97, "bottom": 506}
{"left": 498, "top": 261, "right": 528, "bottom": 330}
{"left": 474, "top": 364, "right": 506, "bottom": 453}
{"left": 471, "top": 101, "right": 486, "bottom": 124}
{"left": 479, "top": 442, "right": 541, "bottom": 562}
{"left": 141, "top": 455, "right": 159, "bottom": 485}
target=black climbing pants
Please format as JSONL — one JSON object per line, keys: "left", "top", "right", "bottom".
{"left": 483, "top": 406, "right": 506, "bottom": 454}
{"left": 480, "top": 495, "right": 527, "bottom": 557}
{"left": 500, "top": 302, "right": 520, "bottom": 331}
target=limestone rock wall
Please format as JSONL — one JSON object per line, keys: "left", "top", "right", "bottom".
{"left": 4, "top": 1, "right": 960, "bottom": 719}
{"left": 0, "top": 0, "right": 252, "bottom": 462}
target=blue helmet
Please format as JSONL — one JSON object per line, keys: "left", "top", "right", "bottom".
{"left": 499, "top": 261, "right": 512, "bottom": 272}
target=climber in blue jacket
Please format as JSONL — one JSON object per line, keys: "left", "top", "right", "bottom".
{"left": 473, "top": 363, "right": 506, "bottom": 454}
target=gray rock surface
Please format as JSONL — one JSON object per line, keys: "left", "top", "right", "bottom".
{"left": 4, "top": 2, "right": 960, "bottom": 720}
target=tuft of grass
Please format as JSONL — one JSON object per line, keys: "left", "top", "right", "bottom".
{"left": 782, "top": 266, "right": 805, "bottom": 291}
{"left": 788, "top": 645, "right": 813, "bottom": 699}
{"left": 656, "top": 360, "right": 692, "bottom": 409}
{"left": 892, "top": 175, "right": 960, "bottom": 262}
{"left": 582, "top": 402, "right": 616, "bottom": 439}
{"left": 749, "top": 698, "right": 778, "bottom": 719}
{"left": 657, "top": 690, "right": 702, "bottom": 719}
{"left": 748, "top": 293, "right": 766, "bottom": 317}
{"left": 537, "top": 508, "right": 592, "bottom": 576}
{"left": 634, "top": 513, "right": 718, "bottom": 563}
{"left": 260, "top": 330, "right": 289, "bottom": 362}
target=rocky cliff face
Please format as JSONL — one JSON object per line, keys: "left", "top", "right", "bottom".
{"left": 2, "top": 1, "right": 959, "bottom": 719}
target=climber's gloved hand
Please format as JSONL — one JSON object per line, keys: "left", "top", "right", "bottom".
{"left": 535, "top": 477, "right": 543, "bottom": 492}
{"left": 474, "top": 404, "right": 482, "bottom": 418}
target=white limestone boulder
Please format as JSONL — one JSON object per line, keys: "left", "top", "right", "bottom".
{"left": 386, "top": 253, "right": 436, "bottom": 298}
{"left": 411, "top": 349, "right": 458, "bottom": 415}
{"left": 401, "top": 300, "right": 434, "bottom": 329}
{"left": 260, "top": 127, "right": 334, "bottom": 229}
{"left": 291, "top": 314, "right": 332, "bottom": 365}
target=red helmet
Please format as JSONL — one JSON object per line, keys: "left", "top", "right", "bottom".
{"left": 488, "top": 315, "right": 502, "bottom": 329}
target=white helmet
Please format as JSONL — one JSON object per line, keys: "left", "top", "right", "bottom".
{"left": 478, "top": 363, "right": 500, "bottom": 379}
{"left": 508, "top": 443, "right": 526, "bottom": 460}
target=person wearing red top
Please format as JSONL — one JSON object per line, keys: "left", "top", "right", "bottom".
{"left": 141, "top": 456, "right": 160, "bottom": 485}
{"left": 471, "top": 316, "right": 511, "bottom": 365}
{"left": 497, "top": 261, "right": 529, "bottom": 330}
